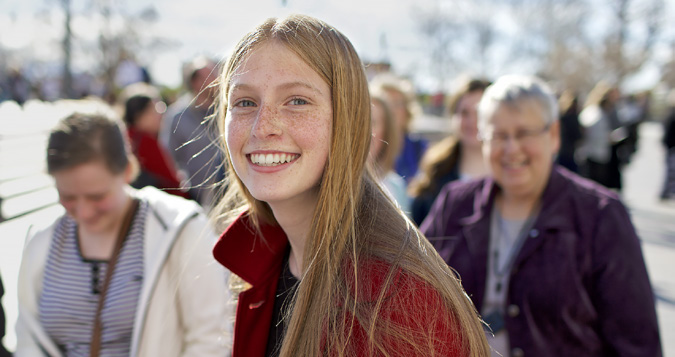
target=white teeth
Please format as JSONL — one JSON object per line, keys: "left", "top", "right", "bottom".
{"left": 250, "top": 153, "right": 298, "bottom": 166}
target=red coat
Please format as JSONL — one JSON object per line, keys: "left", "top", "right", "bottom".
{"left": 127, "top": 128, "right": 189, "bottom": 199}
{"left": 213, "top": 213, "right": 467, "bottom": 357}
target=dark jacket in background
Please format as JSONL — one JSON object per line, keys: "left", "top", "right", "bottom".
{"left": 663, "top": 109, "right": 675, "bottom": 150}
{"left": 411, "top": 166, "right": 458, "bottom": 226}
{"left": 558, "top": 106, "right": 582, "bottom": 172}
{"left": 1, "top": 274, "right": 12, "bottom": 357}
{"left": 421, "top": 165, "right": 662, "bottom": 357}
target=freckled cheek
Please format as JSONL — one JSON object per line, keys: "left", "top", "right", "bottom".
{"left": 225, "top": 118, "right": 248, "bottom": 153}
{"left": 296, "top": 120, "right": 332, "bottom": 153}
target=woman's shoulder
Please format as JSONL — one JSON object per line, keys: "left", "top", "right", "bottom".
{"left": 554, "top": 167, "right": 624, "bottom": 210}
{"left": 136, "top": 186, "right": 203, "bottom": 218}
{"left": 350, "top": 258, "right": 443, "bottom": 305}
{"left": 348, "top": 259, "right": 466, "bottom": 356}
{"left": 433, "top": 177, "right": 488, "bottom": 211}
{"left": 23, "top": 217, "right": 62, "bottom": 256}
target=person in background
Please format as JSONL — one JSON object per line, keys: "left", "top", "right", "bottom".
{"left": 370, "top": 74, "right": 428, "bottom": 183}
{"left": 556, "top": 89, "right": 582, "bottom": 173}
{"left": 579, "top": 81, "right": 624, "bottom": 190}
{"left": 15, "top": 111, "right": 231, "bottom": 357}
{"left": 422, "top": 75, "right": 661, "bottom": 356}
{"left": 368, "top": 94, "right": 410, "bottom": 214}
{"left": 662, "top": 89, "right": 675, "bottom": 200}
{"left": 211, "top": 14, "right": 489, "bottom": 357}
{"left": 160, "top": 56, "right": 224, "bottom": 209}
{"left": 408, "top": 78, "right": 490, "bottom": 225}
{"left": 120, "top": 83, "right": 190, "bottom": 198}
{"left": 0, "top": 274, "right": 10, "bottom": 357}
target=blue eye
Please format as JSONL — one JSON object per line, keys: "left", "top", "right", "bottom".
{"left": 236, "top": 100, "right": 256, "bottom": 107}
{"left": 289, "top": 98, "right": 308, "bottom": 105}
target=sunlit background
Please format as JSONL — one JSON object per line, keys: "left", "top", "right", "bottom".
{"left": 1, "top": 0, "right": 674, "bottom": 96}
{"left": 1, "top": 0, "right": 675, "bottom": 354}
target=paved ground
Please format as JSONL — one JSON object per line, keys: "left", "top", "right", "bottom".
{"left": 621, "top": 121, "right": 675, "bottom": 356}
{"left": 0, "top": 113, "right": 673, "bottom": 353}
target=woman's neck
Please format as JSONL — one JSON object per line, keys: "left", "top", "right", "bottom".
{"left": 268, "top": 193, "right": 318, "bottom": 279}
{"left": 459, "top": 145, "right": 487, "bottom": 178}
{"left": 78, "top": 194, "right": 133, "bottom": 260}
{"left": 496, "top": 193, "right": 539, "bottom": 220}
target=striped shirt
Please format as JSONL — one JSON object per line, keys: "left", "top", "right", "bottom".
{"left": 39, "top": 200, "right": 148, "bottom": 357}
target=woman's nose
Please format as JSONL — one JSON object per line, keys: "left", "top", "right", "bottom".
{"left": 251, "top": 105, "right": 282, "bottom": 139}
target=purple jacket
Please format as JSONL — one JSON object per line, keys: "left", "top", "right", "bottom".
{"left": 421, "top": 165, "right": 662, "bottom": 356}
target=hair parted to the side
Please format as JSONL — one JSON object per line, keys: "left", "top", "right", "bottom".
{"left": 213, "top": 14, "right": 489, "bottom": 357}
{"left": 47, "top": 111, "right": 139, "bottom": 179}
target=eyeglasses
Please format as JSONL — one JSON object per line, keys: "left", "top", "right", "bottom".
{"left": 479, "top": 123, "right": 551, "bottom": 147}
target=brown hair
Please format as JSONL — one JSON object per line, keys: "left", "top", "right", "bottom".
{"left": 409, "top": 78, "right": 489, "bottom": 198}
{"left": 445, "top": 79, "right": 491, "bottom": 117}
{"left": 47, "top": 112, "right": 138, "bottom": 178}
{"left": 119, "top": 82, "right": 161, "bottom": 127}
{"left": 213, "top": 14, "right": 489, "bottom": 357}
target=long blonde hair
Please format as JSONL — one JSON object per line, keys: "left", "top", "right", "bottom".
{"left": 213, "top": 14, "right": 489, "bottom": 356}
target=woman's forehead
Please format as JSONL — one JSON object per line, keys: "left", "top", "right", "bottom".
{"left": 487, "top": 100, "right": 547, "bottom": 126}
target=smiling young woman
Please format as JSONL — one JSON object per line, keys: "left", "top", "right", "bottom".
{"left": 211, "top": 14, "right": 489, "bottom": 357}
{"left": 16, "top": 112, "right": 231, "bottom": 357}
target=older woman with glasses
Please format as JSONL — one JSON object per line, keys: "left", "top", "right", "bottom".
{"left": 421, "top": 75, "right": 662, "bottom": 357}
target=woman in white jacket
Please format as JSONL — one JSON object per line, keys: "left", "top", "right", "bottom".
{"left": 15, "top": 112, "right": 231, "bottom": 357}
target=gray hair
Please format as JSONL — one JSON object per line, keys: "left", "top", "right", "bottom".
{"left": 477, "top": 75, "right": 558, "bottom": 131}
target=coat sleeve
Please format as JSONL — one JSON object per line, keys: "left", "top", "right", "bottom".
{"left": 14, "top": 227, "right": 62, "bottom": 357}
{"left": 172, "top": 213, "right": 233, "bottom": 357}
{"left": 365, "top": 277, "right": 469, "bottom": 357}
{"left": 590, "top": 199, "right": 662, "bottom": 356}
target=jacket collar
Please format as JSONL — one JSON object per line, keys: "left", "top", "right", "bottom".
{"left": 457, "top": 166, "right": 571, "bottom": 308}
{"left": 130, "top": 186, "right": 203, "bottom": 357}
{"left": 459, "top": 176, "right": 497, "bottom": 257}
{"left": 460, "top": 166, "right": 572, "bottom": 267}
{"left": 461, "top": 166, "right": 571, "bottom": 227}
{"left": 213, "top": 212, "right": 289, "bottom": 287}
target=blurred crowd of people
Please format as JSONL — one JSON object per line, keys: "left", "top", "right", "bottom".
{"left": 0, "top": 13, "right": 670, "bottom": 357}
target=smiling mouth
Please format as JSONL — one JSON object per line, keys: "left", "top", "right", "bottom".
{"left": 249, "top": 153, "right": 299, "bottom": 166}
{"left": 502, "top": 160, "right": 528, "bottom": 170}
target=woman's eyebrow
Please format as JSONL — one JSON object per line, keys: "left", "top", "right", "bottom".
{"left": 229, "top": 81, "right": 324, "bottom": 96}
{"left": 277, "top": 81, "right": 324, "bottom": 96}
